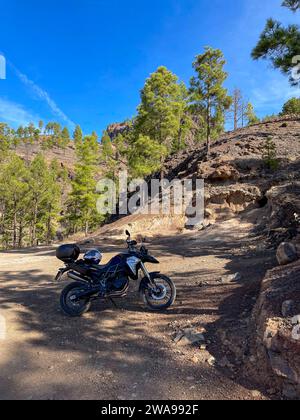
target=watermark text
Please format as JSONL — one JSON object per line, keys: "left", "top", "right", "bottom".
{"left": 96, "top": 172, "right": 204, "bottom": 227}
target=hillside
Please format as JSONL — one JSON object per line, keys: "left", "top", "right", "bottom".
{"left": 13, "top": 139, "right": 77, "bottom": 171}
{"left": 84, "top": 115, "right": 300, "bottom": 241}
{"left": 73, "top": 116, "right": 300, "bottom": 399}
{"left": 1, "top": 117, "right": 300, "bottom": 400}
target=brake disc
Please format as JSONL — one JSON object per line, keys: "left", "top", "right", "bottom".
{"left": 151, "top": 283, "right": 167, "bottom": 301}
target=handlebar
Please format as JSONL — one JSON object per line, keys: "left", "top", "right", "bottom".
{"left": 125, "top": 231, "right": 148, "bottom": 254}
{"left": 126, "top": 240, "right": 138, "bottom": 252}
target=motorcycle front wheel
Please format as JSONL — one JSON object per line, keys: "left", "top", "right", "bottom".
{"left": 141, "top": 274, "right": 176, "bottom": 311}
{"left": 60, "top": 282, "right": 91, "bottom": 317}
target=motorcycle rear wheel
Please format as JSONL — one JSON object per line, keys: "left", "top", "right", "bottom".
{"left": 60, "top": 282, "right": 91, "bottom": 317}
{"left": 141, "top": 274, "right": 176, "bottom": 311}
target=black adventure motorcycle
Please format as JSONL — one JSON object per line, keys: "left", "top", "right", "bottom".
{"left": 55, "top": 231, "right": 176, "bottom": 316}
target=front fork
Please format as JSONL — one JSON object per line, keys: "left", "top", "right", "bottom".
{"left": 140, "top": 263, "right": 158, "bottom": 290}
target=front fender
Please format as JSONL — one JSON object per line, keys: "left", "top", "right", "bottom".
{"left": 143, "top": 255, "right": 159, "bottom": 264}
{"left": 139, "top": 272, "right": 160, "bottom": 293}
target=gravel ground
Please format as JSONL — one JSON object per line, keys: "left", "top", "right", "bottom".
{"left": 0, "top": 218, "right": 276, "bottom": 400}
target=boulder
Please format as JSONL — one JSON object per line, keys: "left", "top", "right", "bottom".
{"left": 276, "top": 242, "right": 298, "bottom": 266}
{"left": 220, "top": 272, "right": 242, "bottom": 284}
{"left": 208, "top": 165, "right": 240, "bottom": 182}
{"left": 292, "top": 325, "right": 300, "bottom": 341}
{"left": 174, "top": 328, "right": 205, "bottom": 347}
{"left": 292, "top": 315, "right": 300, "bottom": 325}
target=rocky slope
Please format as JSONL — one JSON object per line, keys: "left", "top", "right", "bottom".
{"left": 91, "top": 116, "right": 300, "bottom": 240}
{"left": 87, "top": 116, "right": 300, "bottom": 399}
{"left": 14, "top": 139, "right": 77, "bottom": 171}
{"left": 163, "top": 115, "right": 300, "bottom": 223}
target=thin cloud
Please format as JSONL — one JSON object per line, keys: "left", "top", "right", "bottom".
{"left": 252, "top": 75, "right": 300, "bottom": 111}
{"left": 10, "top": 63, "right": 75, "bottom": 130}
{"left": 0, "top": 97, "right": 40, "bottom": 127}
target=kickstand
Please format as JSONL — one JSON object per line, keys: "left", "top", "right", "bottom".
{"left": 109, "top": 298, "right": 118, "bottom": 309}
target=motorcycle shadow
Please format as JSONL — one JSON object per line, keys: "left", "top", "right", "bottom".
{"left": 91, "top": 291, "right": 173, "bottom": 315}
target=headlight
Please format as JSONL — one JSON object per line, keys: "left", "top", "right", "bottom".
{"left": 126, "top": 256, "right": 141, "bottom": 276}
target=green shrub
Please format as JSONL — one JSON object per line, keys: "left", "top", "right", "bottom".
{"left": 262, "top": 137, "right": 279, "bottom": 170}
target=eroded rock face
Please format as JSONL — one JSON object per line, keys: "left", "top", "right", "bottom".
{"left": 266, "top": 183, "right": 300, "bottom": 231}
{"left": 205, "top": 184, "right": 262, "bottom": 221}
{"left": 198, "top": 159, "right": 240, "bottom": 182}
{"left": 251, "top": 261, "right": 300, "bottom": 399}
{"left": 106, "top": 122, "right": 130, "bottom": 140}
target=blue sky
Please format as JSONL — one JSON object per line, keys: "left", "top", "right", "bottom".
{"left": 0, "top": 0, "right": 299, "bottom": 135}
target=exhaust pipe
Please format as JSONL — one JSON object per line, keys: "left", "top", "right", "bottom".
{"left": 68, "top": 272, "right": 87, "bottom": 282}
{"left": 67, "top": 272, "right": 102, "bottom": 299}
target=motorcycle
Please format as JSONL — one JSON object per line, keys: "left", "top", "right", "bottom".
{"left": 55, "top": 230, "right": 176, "bottom": 317}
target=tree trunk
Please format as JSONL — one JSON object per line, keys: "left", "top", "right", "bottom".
{"left": 13, "top": 199, "right": 17, "bottom": 248}
{"left": 160, "top": 156, "right": 165, "bottom": 181}
{"left": 18, "top": 223, "right": 24, "bottom": 248}
{"left": 234, "top": 99, "right": 238, "bottom": 131}
{"left": 46, "top": 212, "right": 51, "bottom": 245}
{"left": 206, "top": 99, "right": 211, "bottom": 157}
{"left": 31, "top": 200, "right": 38, "bottom": 246}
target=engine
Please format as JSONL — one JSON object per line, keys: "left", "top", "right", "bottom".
{"left": 107, "top": 275, "right": 129, "bottom": 295}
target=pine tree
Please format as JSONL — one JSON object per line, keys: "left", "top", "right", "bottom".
{"left": 282, "top": 1, "right": 300, "bottom": 12}
{"left": 60, "top": 127, "right": 70, "bottom": 149}
{"left": 17, "top": 123, "right": 39, "bottom": 159}
{"left": 67, "top": 135, "right": 103, "bottom": 236}
{"left": 73, "top": 125, "right": 83, "bottom": 147}
{"left": 281, "top": 97, "right": 300, "bottom": 115}
{"left": 136, "top": 67, "right": 190, "bottom": 151}
{"left": 101, "top": 131, "right": 114, "bottom": 163}
{"left": 91, "top": 131, "right": 98, "bottom": 141}
{"left": 262, "top": 137, "right": 279, "bottom": 170}
{"left": 189, "top": 47, "right": 232, "bottom": 155}
{"left": 0, "top": 155, "right": 30, "bottom": 248}
{"left": 50, "top": 159, "right": 69, "bottom": 183}
{"left": 100, "top": 131, "right": 118, "bottom": 180}
{"left": 128, "top": 134, "right": 167, "bottom": 178}
{"left": 28, "top": 154, "right": 51, "bottom": 246}
{"left": 252, "top": 2, "right": 300, "bottom": 86}
{"left": 27, "top": 122, "right": 40, "bottom": 141}
{"left": 11, "top": 128, "right": 21, "bottom": 150}
{"left": 38, "top": 163, "right": 62, "bottom": 245}
{"left": 114, "top": 133, "right": 127, "bottom": 161}
{"left": 44, "top": 122, "right": 62, "bottom": 149}
{"left": 132, "top": 66, "right": 190, "bottom": 177}
{"left": 0, "top": 123, "right": 12, "bottom": 156}
{"left": 246, "top": 103, "right": 260, "bottom": 125}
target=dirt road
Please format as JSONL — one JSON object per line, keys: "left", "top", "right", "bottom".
{"left": 0, "top": 218, "right": 276, "bottom": 400}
